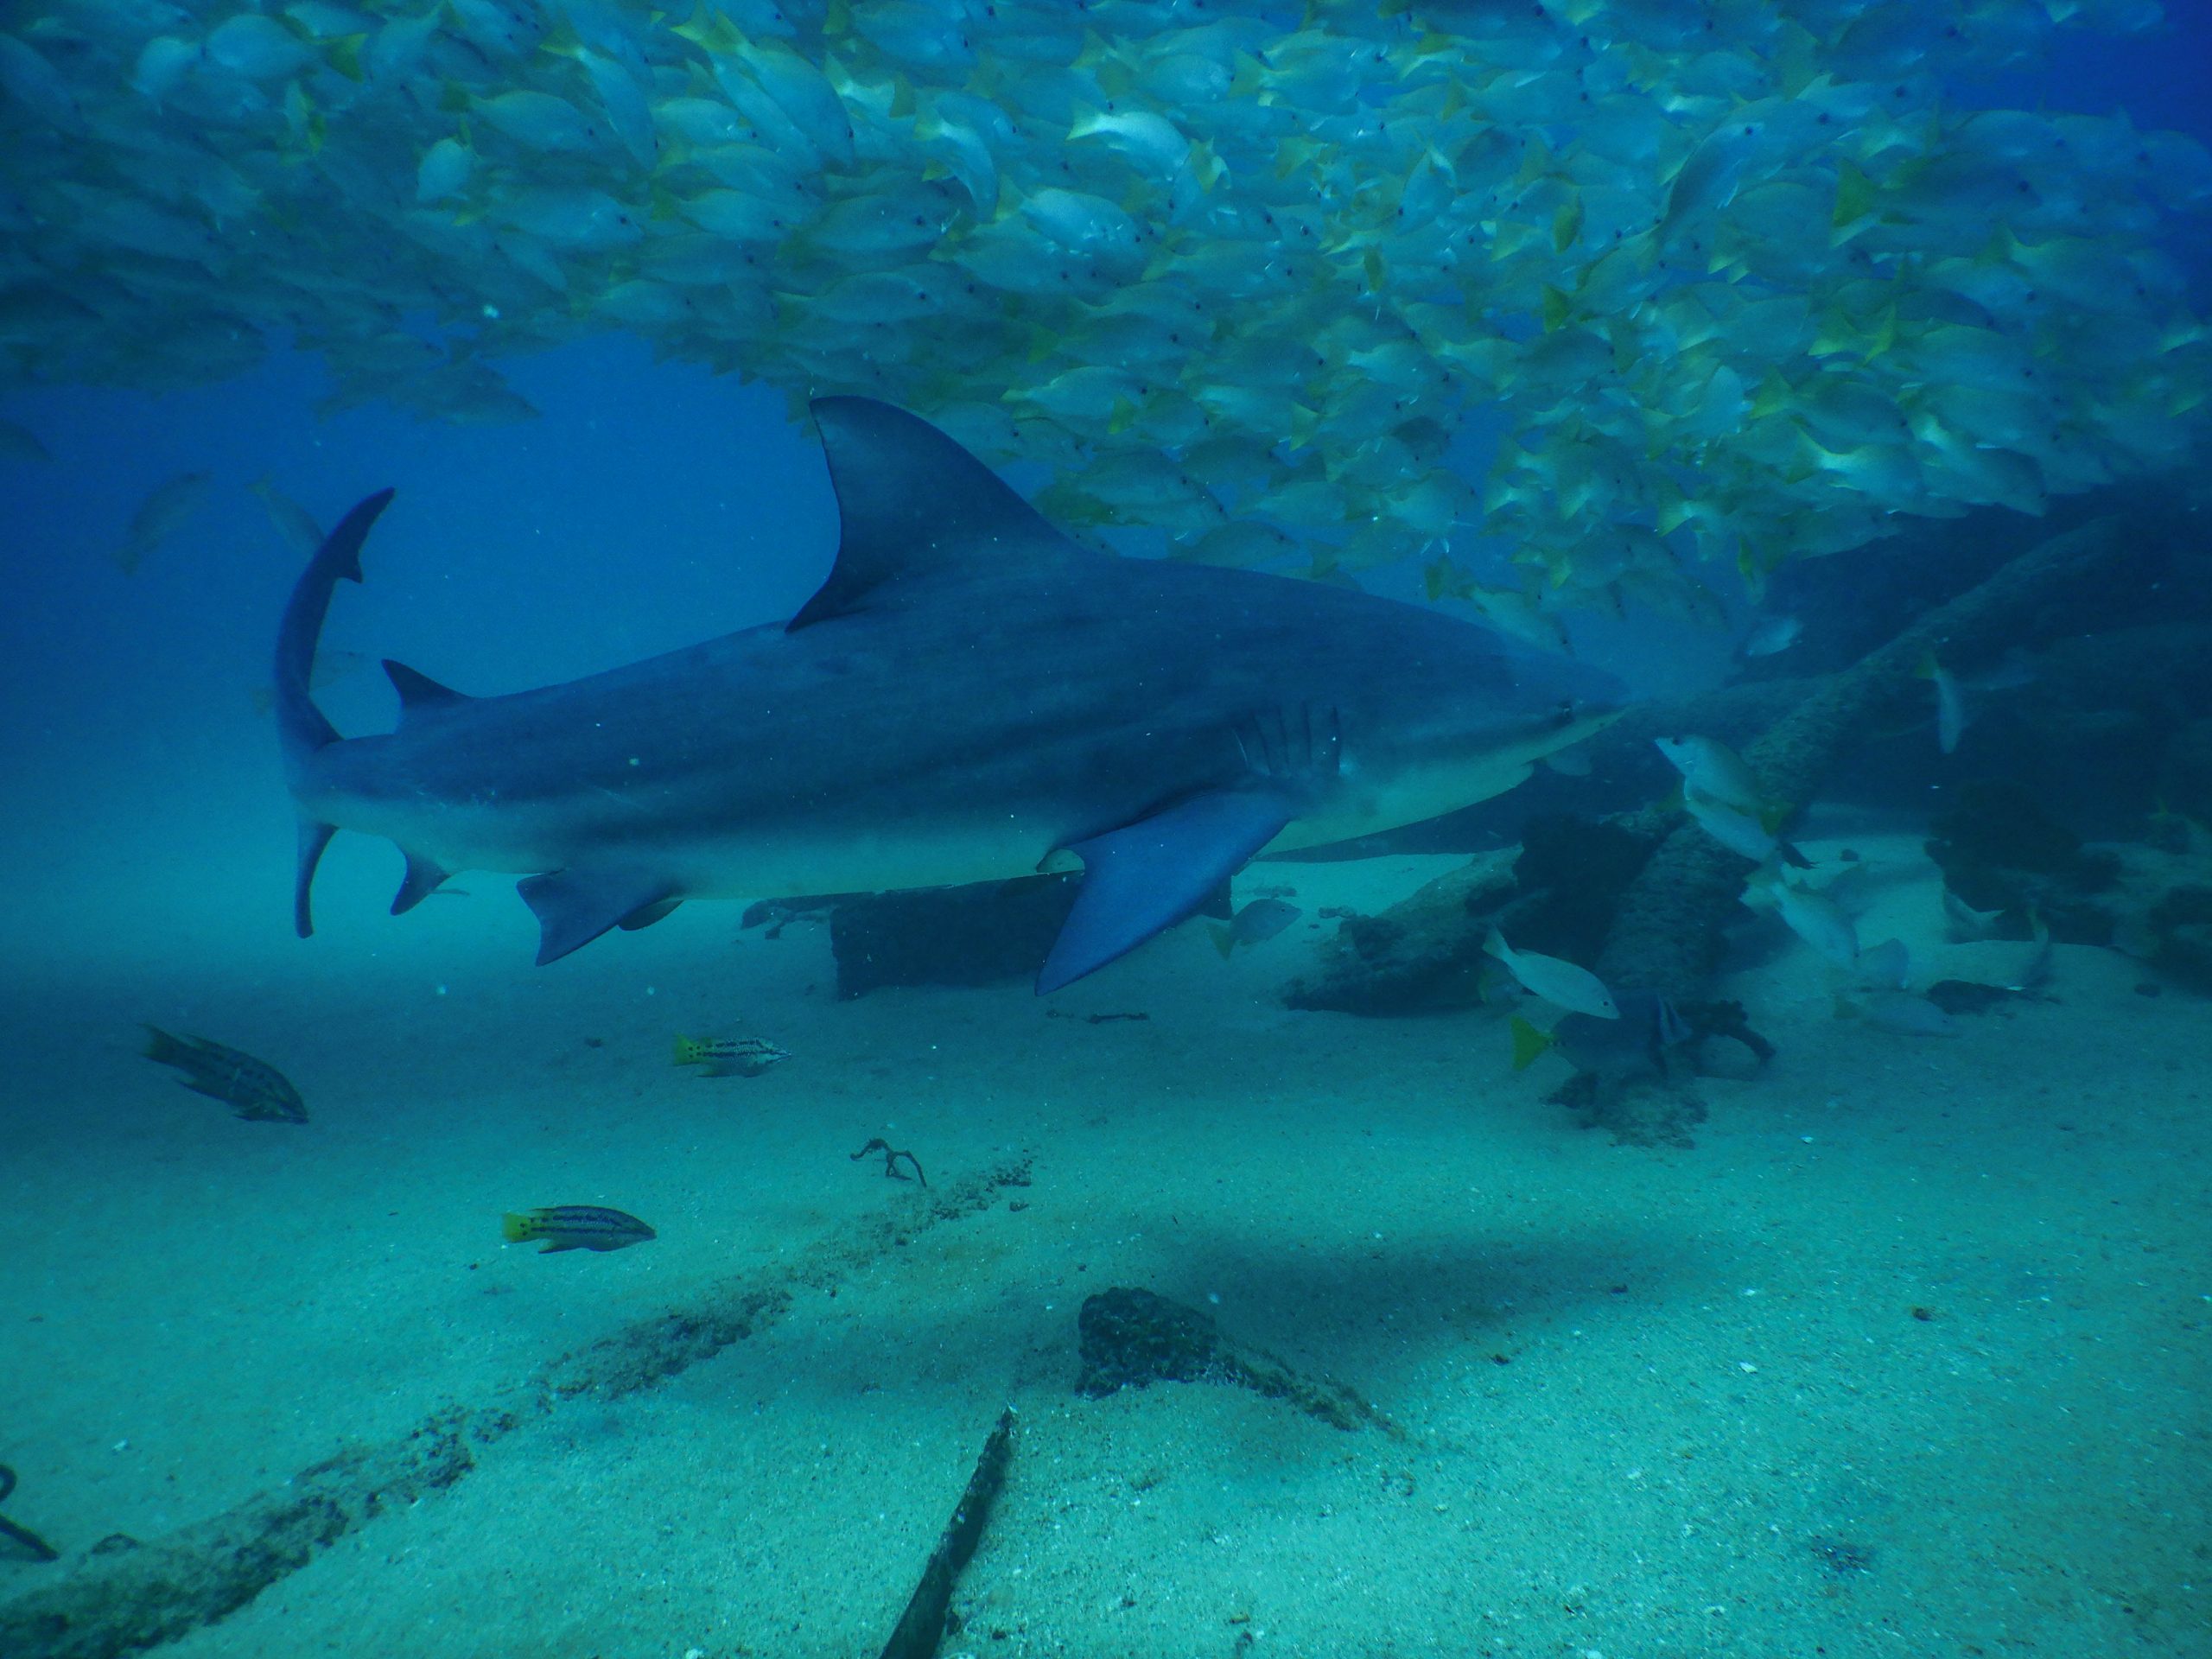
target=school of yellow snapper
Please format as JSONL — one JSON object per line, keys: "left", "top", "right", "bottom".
{"left": 2, "top": 0, "right": 2207, "bottom": 625}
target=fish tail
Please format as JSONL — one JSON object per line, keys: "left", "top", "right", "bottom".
{"left": 276, "top": 489, "right": 394, "bottom": 776}
{"left": 143, "top": 1025, "right": 192, "bottom": 1065}
{"left": 1509, "top": 1015, "right": 1553, "bottom": 1072}
{"left": 672, "top": 1035, "right": 701, "bottom": 1065}
{"left": 1210, "top": 923, "right": 1236, "bottom": 959}
{"left": 500, "top": 1212, "right": 535, "bottom": 1243}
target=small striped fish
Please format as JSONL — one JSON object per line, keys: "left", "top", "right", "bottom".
{"left": 672, "top": 1033, "right": 789, "bottom": 1077}
{"left": 143, "top": 1027, "right": 308, "bottom": 1123}
{"left": 501, "top": 1206, "right": 656, "bottom": 1254}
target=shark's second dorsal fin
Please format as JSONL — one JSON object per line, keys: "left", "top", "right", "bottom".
{"left": 791, "top": 397, "right": 1077, "bottom": 630}
{"left": 385, "top": 660, "right": 468, "bottom": 722}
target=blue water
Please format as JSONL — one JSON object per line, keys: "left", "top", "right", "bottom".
{"left": 2, "top": 5, "right": 2209, "bottom": 1656}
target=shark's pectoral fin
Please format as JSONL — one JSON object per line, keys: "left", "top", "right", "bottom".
{"left": 517, "top": 868, "right": 677, "bottom": 965}
{"left": 1036, "top": 789, "right": 1295, "bottom": 995}
{"left": 294, "top": 821, "right": 336, "bottom": 938}
{"left": 391, "top": 848, "right": 450, "bottom": 915}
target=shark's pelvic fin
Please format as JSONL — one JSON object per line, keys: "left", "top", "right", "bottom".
{"left": 391, "top": 848, "right": 450, "bottom": 915}
{"left": 791, "top": 397, "right": 1081, "bottom": 630}
{"left": 294, "top": 820, "right": 337, "bottom": 938}
{"left": 1036, "top": 789, "right": 1295, "bottom": 995}
{"left": 619, "top": 899, "right": 682, "bottom": 931}
{"left": 517, "top": 868, "right": 677, "bottom": 965}
{"left": 384, "top": 660, "right": 470, "bottom": 723}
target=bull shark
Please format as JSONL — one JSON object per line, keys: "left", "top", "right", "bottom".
{"left": 276, "top": 397, "right": 1623, "bottom": 992}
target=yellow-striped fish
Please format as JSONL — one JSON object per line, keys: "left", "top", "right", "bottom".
{"left": 672, "top": 1034, "right": 790, "bottom": 1077}
{"left": 501, "top": 1206, "right": 656, "bottom": 1254}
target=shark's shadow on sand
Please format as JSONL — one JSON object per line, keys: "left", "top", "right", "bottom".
{"left": 276, "top": 398, "right": 1622, "bottom": 992}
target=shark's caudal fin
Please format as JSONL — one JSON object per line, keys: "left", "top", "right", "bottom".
{"left": 274, "top": 490, "right": 394, "bottom": 771}
{"left": 274, "top": 488, "right": 394, "bottom": 937}
{"left": 791, "top": 397, "right": 1082, "bottom": 629}
{"left": 1036, "top": 789, "right": 1296, "bottom": 995}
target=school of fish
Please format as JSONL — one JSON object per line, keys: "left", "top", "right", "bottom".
{"left": 3, "top": 0, "right": 2208, "bottom": 620}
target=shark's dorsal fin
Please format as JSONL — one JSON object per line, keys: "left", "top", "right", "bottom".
{"left": 385, "top": 659, "right": 468, "bottom": 721}
{"left": 791, "top": 397, "right": 1077, "bottom": 630}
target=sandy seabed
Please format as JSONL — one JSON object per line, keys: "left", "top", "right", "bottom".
{"left": 2, "top": 825, "right": 2205, "bottom": 1658}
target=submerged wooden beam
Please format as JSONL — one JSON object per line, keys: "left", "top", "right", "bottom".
{"left": 1599, "top": 511, "right": 2156, "bottom": 995}
{"left": 0, "top": 1155, "right": 1033, "bottom": 1659}
{"left": 1287, "top": 504, "right": 2178, "bottom": 1014}
{"left": 877, "top": 1408, "right": 1018, "bottom": 1659}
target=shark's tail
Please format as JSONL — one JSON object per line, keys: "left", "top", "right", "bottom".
{"left": 274, "top": 488, "right": 394, "bottom": 937}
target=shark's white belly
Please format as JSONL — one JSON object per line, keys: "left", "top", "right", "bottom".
{"left": 322, "top": 788, "right": 1061, "bottom": 899}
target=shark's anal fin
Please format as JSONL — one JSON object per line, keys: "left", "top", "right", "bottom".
{"left": 1037, "top": 789, "right": 1294, "bottom": 995}
{"left": 391, "top": 848, "right": 450, "bottom": 915}
{"left": 384, "top": 660, "right": 470, "bottom": 724}
{"left": 295, "top": 821, "right": 337, "bottom": 938}
{"left": 517, "top": 868, "right": 677, "bottom": 965}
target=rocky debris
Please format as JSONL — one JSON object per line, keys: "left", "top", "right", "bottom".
{"left": 1075, "top": 1287, "right": 1395, "bottom": 1436}
{"left": 1926, "top": 780, "right": 2212, "bottom": 986}
{"left": 1286, "top": 818, "right": 1656, "bottom": 1017}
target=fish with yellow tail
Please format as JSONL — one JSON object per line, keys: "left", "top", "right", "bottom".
{"left": 501, "top": 1206, "right": 656, "bottom": 1254}
{"left": 1510, "top": 990, "right": 1690, "bottom": 1081}
{"left": 673, "top": 1033, "right": 790, "bottom": 1077}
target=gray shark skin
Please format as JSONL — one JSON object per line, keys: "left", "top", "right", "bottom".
{"left": 276, "top": 398, "right": 1624, "bottom": 991}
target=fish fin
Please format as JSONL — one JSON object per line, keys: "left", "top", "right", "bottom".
{"left": 1037, "top": 788, "right": 1294, "bottom": 994}
{"left": 501, "top": 1212, "right": 532, "bottom": 1242}
{"left": 618, "top": 899, "right": 682, "bottom": 931}
{"left": 1509, "top": 1014, "right": 1553, "bottom": 1072}
{"left": 1482, "top": 927, "right": 1510, "bottom": 963}
{"left": 384, "top": 659, "right": 470, "bottom": 721}
{"left": 1210, "top": 922, "right": 1236, "bottom": 959}
{"left": 538, "top": 1240, "right": 577, "bottom": 1253}
{"left": 516, "top": 868, "right": 677, "bottom": 965}
{"left": 391, "top": 847, "right": 449, "bottom": 914}
{"left": 1778, "top": 840, "right": 1814, "bottom": 869}
{"left": 791, "top": 397, "right": 1084, "bottom": 630}
{"left": 295, "top": 820, "right": 337, "bottom": 938}
{"left": 1198, "top": 880, "right": 1235, "bottom": 921}
{"left": 275, "top": 489, "right": 392, "bottom": 770}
